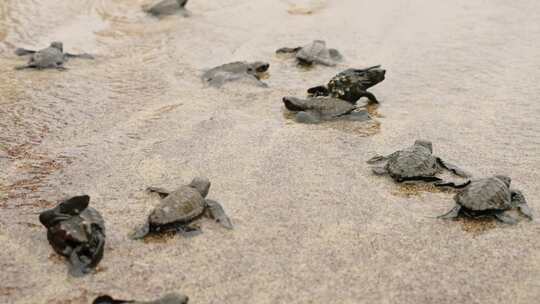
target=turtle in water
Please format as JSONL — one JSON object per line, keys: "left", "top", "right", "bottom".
{"left": 14, "top": 41, "right": 94, "bottom": 70}
{"left": 39, "top": 195, "right": 105, "bottom": 277}
{"left": 282, "top": 96, "right": 370, "bottom": 124}
{"left": 202, "top": 61, "right": 270, "bottom": 88}
{"left": 367, "top": 140, "right": 470, "bottom": 182}
{"left": 307, "top": 65, "right": 386, "bottom": 104}
{"left": 437, "top": 175, "right": 533, "bottom": 224}
{"left": 131, "top": 177, "right": 233, "bottom": 239}
{"left": 143, "top": 0, "right": 190, "bottom": 17}
{"left": 93, "top": 293, "right": 189, "bottom": 304}
{"left": 276, "top": 40, "right": 342, "bottom": 66}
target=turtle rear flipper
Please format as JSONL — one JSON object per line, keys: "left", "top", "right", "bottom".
{"left": 175, "top": 224, "right": 202, "bottom": 237}
{"left": 68, "top": 248, "right": 92, "bottom": 277}
{"left": 295, "top": 111, "right": 321, "bottom": 124}
{"left": 438, "top": 205, "right": 462, "bottom": 219}
{"left": 494, "top": 212, "right": 518, "bottom": 225}
{"left": 436, "top": 158, "right": 470, "bottom": 177}
{"left": 205, "top": 199, "right": 233, "bottom": 229}
{"left": 147, "top": 186, "right": 171, "bottom": 198}
{"left": 398, "top": 176, "right": 443, "bottom": 183}
{"left": 14, "top": 64, "right": 33, "bottom": 70}
{"left": 14, "top": 48, "right": 36, "bottom": 56}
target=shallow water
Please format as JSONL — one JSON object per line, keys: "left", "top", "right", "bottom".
{"left": 1, "top": 0, "right": 540, "bottom": 303}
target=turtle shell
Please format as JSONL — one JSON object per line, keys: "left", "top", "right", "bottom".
{"left": 455, "top": 177, "right": 512, "bottom": 211}
{"left": 386, "top": 145, "right": 438, "bottom": 180}
{"left": 31, "top": 47, "right": 64, "bottom": 68}
{"left": 46, "top": 206, "right": 105, "bottom": 256}
{"left": 149, "top": 185, "right": 206, "bottom": 226}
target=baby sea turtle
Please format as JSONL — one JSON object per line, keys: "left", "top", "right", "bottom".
{"left": 14, "top": 41, "right": 94, "bottom": 70}
{"left": 282, "top": 96, "right": 370, "bottom": 124}
{"left": 276, "top": 40, "right": 342, "bottom": 66}
{"left": 367, "top": 140, "right": 469, "bottom": 182}
{"left": 131, "top": 177, "right": 233, "bottom": 239}
{"left": 143, "top": 0, "right": 190, "bottom": 17}
{"left": 437, "top": 176, "right": 533, "bottom": 224}
{"left": 39, "top": 195, "right": 105, "bottom": 277}
{"left": 307, "top": 65, "right": 386, "bottom": 103}
{"left": 93, "top": 293, "right": 189, "bottom": 304}
{"left": 202, "top": 61, "right": 270, "bottom": 88}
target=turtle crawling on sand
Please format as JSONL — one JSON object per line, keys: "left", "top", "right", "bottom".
{"left": 308, "top": 65, "right": 386, "bottom": 104}
{"left": 367, "top": 140, "right": 469, "bottom": 183}
{"left": 131, "top": 177, "right": 233, "bottom": 239}
{"left": 202, "top": 61, "right": 270, "bottom": 88}
{"left": 14, "top": 41, "right": 94, "bottom": 70}
{"left": 93, "top": 293, "right": 189, "bottom": 304}
{"left": 437, "top": 175, "right": 533, "bottom": 224}
{"left": 143, "top": 0, "right": 190, "bottom": 17}
{"left": 282, "top": 96, "right": 370, "bottom": 124}
{"left": 39, "top": 195, "right": 105, "bottom": 277}
{"left": 276, "top": 40, "right": 342, "bottom": 66}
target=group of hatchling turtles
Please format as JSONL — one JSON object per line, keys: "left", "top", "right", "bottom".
{"left": 13, "top": 0, "right": 533, "bottom": 302}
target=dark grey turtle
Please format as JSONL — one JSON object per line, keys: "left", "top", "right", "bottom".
{"left": 283, "top": 96, "right": 371, "bottom": 124}
{"left": 276, "top": 40, "right": 342, "bottom": 67}
{"left": 14, "top": 41, "right": 94, "bottom": 70}
{"left": 131, "top": 177, "right": 233, "bottom": 239}
{"left": 93, "top": 293, "right": 189, "bottom": 304}
{"left": 202, "top": 61, "right": 270, "bottom": 88}
{"left": 143, "top": 0, "right": 190, "bottom": 17}
{"left": 367, "top": 140, "right": 469, "bottom": 183}
{"left": 39, "top": 195, "right": 105, "bottom": 277}
{"left": 437, "top": 175, "right": 533, "bottom": 224}
{"left": 307, "top": 65, "right": 386, "bottom": 104}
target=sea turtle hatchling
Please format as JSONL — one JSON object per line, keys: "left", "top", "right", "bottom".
{"left": 282, "top": 96, "right": 371, "bottom": 124}
{"left": 14, "top": 41, "right": 94, "bottom": 70}
{"left": 93, "top": 293, "right": 189, "bottom": 304}
{"left": 276, "top": 40, "right": 342, "bottom": 66}
{"left": 436, "top": 176, "right": 533, "bottom": 224}
{"left": 307, "top": 65, "right": 386, "bottom": 104}
{"left": 39, "top": 195, "right": 105, "bottom": 277}
{"left": 143, "top": 0, "right": 190, "bottom": 17}
{"left": 367, "top": 140, "right": 470, "bottom": 182}
{"left": 202, "top": 61, "right": 270, "bottom": 88}
{"left": 131, "top": 177, "right": 233, "bottom": 239}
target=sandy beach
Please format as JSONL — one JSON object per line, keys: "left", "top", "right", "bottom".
{"left": 1, "top": 0, "right": 540, "bottom": 303}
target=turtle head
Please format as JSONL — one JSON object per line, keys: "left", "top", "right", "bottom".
{"left": 247, "top": 62, "right": 270, "bottom": 78}
{"left": 414, "top": 140, "right": 433, "bottom": 153}
{"left": 363, "top": 65, "right": 386, "bottom": 87}
{"left": 495, "top": 175, "right": 511, "bottom": 187}
{"left": 189, "top": 177, "right": 211, "bottom": 198}
{"left": 50, "top": 41, "right": 63, "bottom": 52}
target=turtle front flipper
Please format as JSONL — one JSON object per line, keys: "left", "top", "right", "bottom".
{"left": 205, "top": 199, "right": 233, "bottom": 229}
{"left": 366, "top": 152, "right": 396, "bottom": 164}
{"left": 64, "top": 52, "right": 95, "bottom": 60}
{"left": 438, "top": 205, "right": 462, "bottom": 219}
{"left": 371, "top": 166, "right": 388, "bottom": 176}
{"left": 356, "top": 91, "right": 379, "bottom": 104}
{"left": 59, "top": 195, "right": 90, "bottom": 216}
{"left": 14, "top": 48, "right": 36, "bottom": 56}
{"left": 14, "top": 64, "right": 33, "bottom": 70}
{"left": 175, "top": 224, "right": 202, "bottom": 237}
{"left": 92, "top": 295, "right": 133, "bottom": 304}
{"left": 328, "top": 48, "right": 343, "bottom": 61}
{"left": 434, "top": 180, "right": 471, "bottom": 189}
{"left": 511, "top": 190, "right": 533, "bottom": 220}
{"left": 276, "top": 46, "right": 302, "bottom": 54}
{"left": 295, "top": 111, "right": 321, "bottom": 124}
{"left": 130, "top": 221, "right": 151, "bottom": 240}
{"left": 399, "top": 176, "right": 443, "bottom": 183}
{"left": 436, "top": 158, "right": 470, "bottom": 178}
{"left": 307, "top": 85, "right": 330, "bottom": 97}
{"left": 494, "top": 212, "right": 518, "bottom": 225}
{"left": 146, "top": 187, "right": 171, "bottom": 198}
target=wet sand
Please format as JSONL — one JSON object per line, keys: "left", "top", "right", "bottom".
{"left": 1, "top": 0, "right": 540, "bottom": 303}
